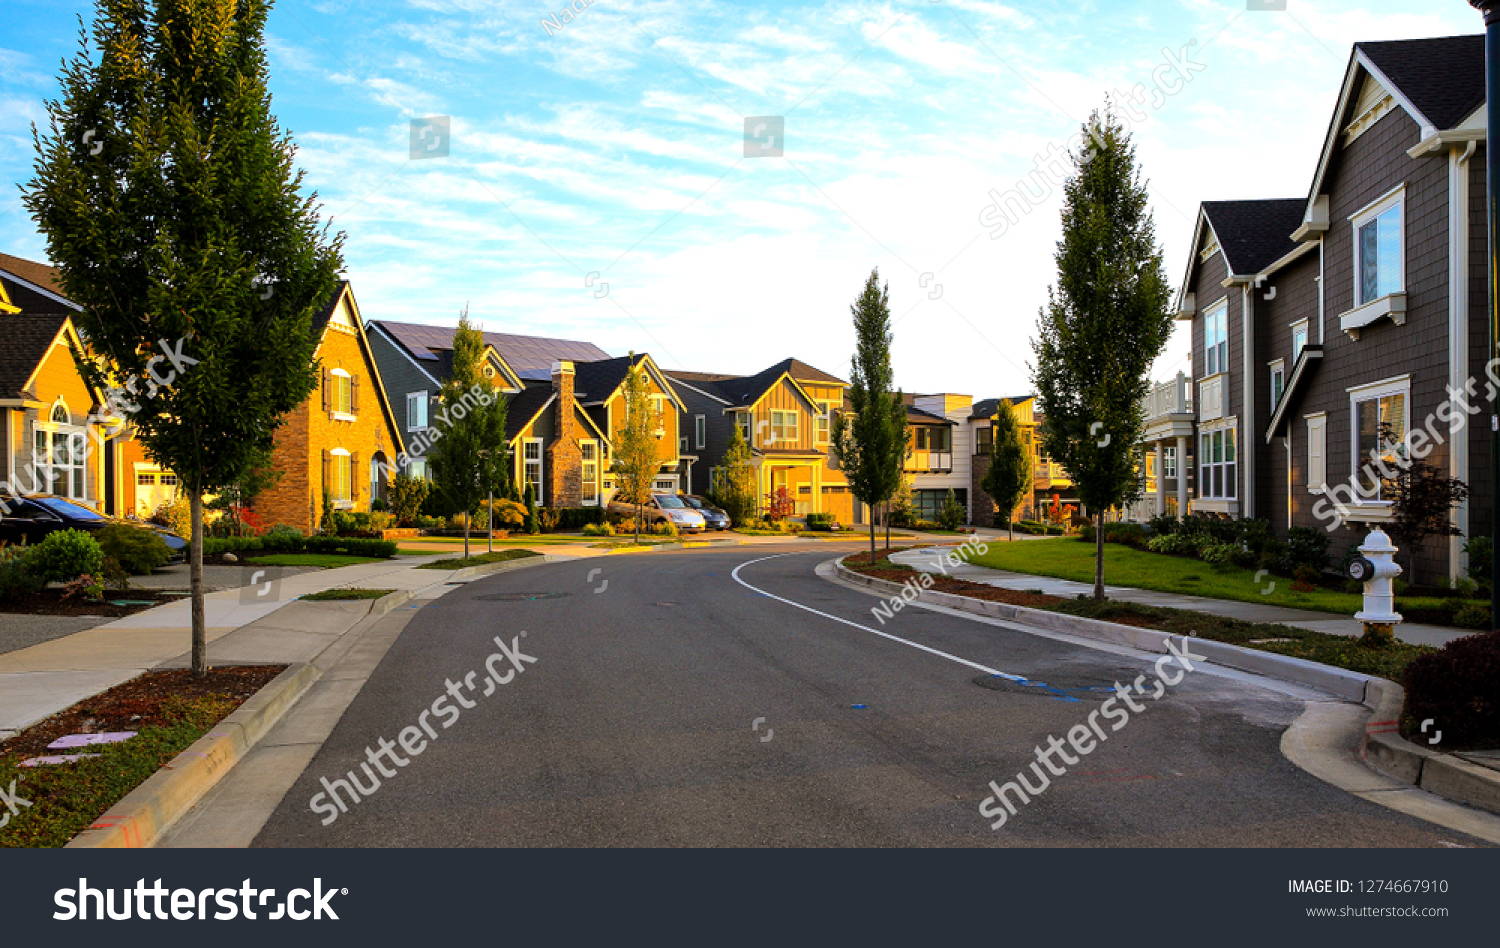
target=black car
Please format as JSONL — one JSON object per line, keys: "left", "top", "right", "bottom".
{"left": 0, "top": 495, "right": 188, "bottom": 557}
{"left": 681, "top": 494, "right": 731, "bottom": 530}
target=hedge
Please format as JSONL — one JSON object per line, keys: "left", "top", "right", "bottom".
{"left": 1403, "top": 629, "right": 1500, "bottom": 748}
{"left": 201, "top": 535, "right": 397, "bottom": 558}
{"left": 549, "top": 507, "right": 606, "bottom": 530}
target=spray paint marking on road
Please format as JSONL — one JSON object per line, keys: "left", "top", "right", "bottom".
{"left": 731, "top": 553, "right": 1027, "bottom": 682}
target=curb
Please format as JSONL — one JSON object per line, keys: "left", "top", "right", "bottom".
{"left": 1360, "top": 678, "right": 1500, "bottom": 814}
{"left": 833, "top": 559, "right": 1368, "bottom": 700}
{"left": 66, "top": 661, "right": 320, "bottom": 848}
{"left": 445, "top": 552, "right": 567, "bottom": 581}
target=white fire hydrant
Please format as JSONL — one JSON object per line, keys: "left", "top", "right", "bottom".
{"left": 1348, "top": 527, "right": 1402, "bottom": 640}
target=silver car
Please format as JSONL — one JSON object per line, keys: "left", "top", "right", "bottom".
{"left": 607, "top": 492, "right": 707, "bottom": 533}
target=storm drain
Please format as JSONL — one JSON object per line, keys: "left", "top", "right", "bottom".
{"left": 476, "top": 592, "right": 570, "bottom": 602}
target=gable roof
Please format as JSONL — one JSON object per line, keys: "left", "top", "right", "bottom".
{"left": 504, "top": 383, "right": 557, "bottom": 442}
{"left": 370, "top": 319, "right": 609, "bottom": 382}
{"left": 0, "top": 254, "right": 78, "bottom": 314}
{"left": 573, "top": 353, "right": 685, "bottom": 411}
{"left": 0, "top": 270, "right": 76, "bottom": 400}
{"left": 906, "top": 404, "right": 953, "bottom": 425}
{"left": 313, "top": 283, "right": 406, "bottom": 457}
{"left": 0, "top": 253, "right": 67, "bottom": 299}
{"left": 1359, "top": 35, "right": 1485, "bottom": 132}
{"left": 1201, "top": 200, "right": 1306, "bottom": 277}
{"left": 970, "top": 395, "right": 1032, "bottom": 420}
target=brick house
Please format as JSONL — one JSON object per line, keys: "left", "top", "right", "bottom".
{"left": 250, "top": 282, "right": 406, "bottom": 532}
{"left": 1168, "top": 34, "right": 1488, "bottom": 581}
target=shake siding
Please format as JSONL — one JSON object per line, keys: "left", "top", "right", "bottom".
{"left": 1290, "top": 105, "right": 1455, "bottom": 578}
{"left": 1467, "top": 146, "right": 1492, "bottom": 554}
{"left": 1258, "top": 252, "right": 1321, "bottom": 534}
{"left": 1191, "top": 237, "right": 1237, "bottom": 498}
{"left": 366, "top": 329, "right": 436, "bottom": 437}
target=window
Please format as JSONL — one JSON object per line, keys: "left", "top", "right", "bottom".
{"left": 160, "top": 474, "right": 178, "bottom": 487}
{"left": 695, "top": 415, "right": 706, "bottom": 449}
{"left": 1306, "top": 413, "right": 1327, "bottom": 491}
{"left": 581, "top": 441, "right": 599, "bottom": 504}
{"left": 1354, "top": 191, "right": 1404, "bottom": 305}
{"left": 523, "top": 439, "right": 543, "bottom": 504}
{"left": 1203, "top": 299, "right": 1228, "bottom": 376}
{"left": 328, "top": 451, "right": 352, "bottom": 504}
{"left": 33, "top": 412, "right": 87, "bottom": 500}
{"left": 1199, "top": 425, "right": 1236, "bottom": 500}
{"left": 913, "top": 489, "right": 967, "bottom": 522}
{"left": 654, "top": 479, "right": 676, "bottom": 491}
{"left": 406, "top": 459, "right": 427, "bottom": 481}
{"left": 1350, "top": 378, "right": 1408, "bottom": 501}
{"left": 770, "top": 410, "right": 798, "bottom": 443}
{"left": 816, "top": 402, "right": 831, "bottom": 443}
{"left": 914, "top": 427, "right": 950, "bottom": 452}
{"left": 649, "top": 394, "right": 667, "bottom": 433}
{"left": 329, "top": 369, "right": 354, "bottom": 416}
{"left": 975, "top": 425, "right": 992, "bottom": 455}
{"left": 1163, "top": 446, "right": 1177, "bottom": 479}
{"left": 137, "top": 473, "right": 155, "bottom": 486}
{"left": 1270, "top": 360, "right": 1285, "bottom": 410}
{"left": 680, "top": 436, "right": 689, "bottom": 455}
{"left": 736, "top": 413, "right": 750, "bottom": 444}
{"left": 1291, "top": 320, "right": 1308, "bottom": 361}
{"left": 407, "top": 392, "right": 428, "bottom": 430}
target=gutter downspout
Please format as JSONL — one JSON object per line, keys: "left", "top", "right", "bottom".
{"left": 1242, "top": 283, "right": 1254, "bottom": 519}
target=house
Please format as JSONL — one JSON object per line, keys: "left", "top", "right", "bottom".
{"left": 899, "top": 393, "right": 973, "bottom": 522}
{"left": 0, "top": 253, "right": 114, "bottom": 510}
{"left": 969, "top": 395, "right": 1068, "bottom": 525}
{"left": 1169, "top": 34, "right": 1488, "bottom": 580}
{"left": 573, "top": 354, "right": 689, "bottom": 500}
{"left": 666, "top": 358, "right": 856, "bottom": 522}
{"left": 249, "top": 282, "right": 407, "bottom": 532}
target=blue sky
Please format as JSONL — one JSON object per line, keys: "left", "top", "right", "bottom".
{"left": 0, "top": 0, "right": 1483, "bottom": 398}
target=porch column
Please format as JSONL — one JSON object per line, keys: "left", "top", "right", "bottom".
{"left": 1176, "top": 435, "right": 1189, "bottom": 516}
{"left": 1154, "top": 442, "right": 1164, "bottom": 515}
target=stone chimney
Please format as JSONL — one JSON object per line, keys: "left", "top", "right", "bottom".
{"left": 547, "top": 361, "right": 581, "bottom": 507}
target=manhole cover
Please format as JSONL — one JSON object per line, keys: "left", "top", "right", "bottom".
{"left": 475, "top": 592, "right": 570, "bottom": 602}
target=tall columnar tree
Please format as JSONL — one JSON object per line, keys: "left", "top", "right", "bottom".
{"left": 23, "top": 0, "right": 345, "bottom": 676}
{"left": 428, "top": 309, "right": 507, "bottom": 559}
{"left": 885, "top": 394, "right": 910, "bottom": 549}
{"left": 833, "top": 268, "right": 901, "bottom": 562}
{"left": 610, "top": 358, "right": 660, "bottom": 544}
{"left": 983, "top": 400, "right": 1033, "bottom": 542}
{"left": 717, "top": 424, "right": 756, "bottom": 527}
{"left": 1031, "top": 106, "right": 1174, "bottom": 600}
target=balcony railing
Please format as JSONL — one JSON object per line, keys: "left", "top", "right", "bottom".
{"left": 904, "top": 450, "right": 953, "bottom": 472}
{"left": 1142, "top": 372, "right": 1193, "bottom": 424}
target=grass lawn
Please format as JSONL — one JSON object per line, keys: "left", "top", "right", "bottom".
{"left": 415, "top": 549, "right": 543, "bottom": 570}
{"left": 968, "top": 537, "right": 1458, "bottom": 619}
{"left": 246, "top": 553, "right": 385, "bottom": 568}
{"left": 300, "top": 588, "right": 396, "bottom": 601}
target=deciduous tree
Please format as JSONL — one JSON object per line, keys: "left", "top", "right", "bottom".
{"left": 833, "top": 269, "right": 901, "bottom": 563}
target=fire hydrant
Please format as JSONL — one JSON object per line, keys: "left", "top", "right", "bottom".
{"left": 1347, "top": 527, "right": 1402, "bottom": 643}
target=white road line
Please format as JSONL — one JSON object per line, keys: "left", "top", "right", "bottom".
{"left": 731, "top": 553, "right": 1026, "bottom": 682}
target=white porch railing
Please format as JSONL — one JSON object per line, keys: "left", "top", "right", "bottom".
{"left": 1142, "top": 373, "right": 1192, "bottom": 424}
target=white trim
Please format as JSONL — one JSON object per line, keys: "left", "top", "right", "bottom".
{"left": 367, "top": 322, "right": 445, "bottom": 389}
{"left": 521, "top": 437, "right": 544, "bottom": 506}
{"left": 669, "top": 377, "right": 733, "bottom": 406}
{"left": 1290, "top": 318, "right": 1309, "bottom": 360}
{"left": 1449, "top": 142, "right": 1475, "bottom": 578}
{"left": 1305, "top": 412, "right": 1327, "bottom": 494}
{"left": 1338, "top": 292, "right": 1406, "bottom": 340}
{"left": 1349, "top": 184, "right": 1406, "bottom": 311}
{"left": 0, "top": 267, "right": 81, "bottom": 311}
{"left": 1346, "top": 375, "right": 1411, "bottom": 505}
{"left": 694, "top": 414, "right": 706, "bottom": 450}
{"left": 1345, "top": 373, "right": 1411, "bottom": 399}
{"left": 1269, "top": 358, "right": 1286, "bottom": 412}
{"left": 1202, "top": 297, "right": 1229, "bottom": 377}
{"left": 406, "top": 391, "right": 429, "bottom": 432}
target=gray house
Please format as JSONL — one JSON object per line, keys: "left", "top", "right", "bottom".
{"left": 1170, "top": 34, "right": 1487, "bottom": 581}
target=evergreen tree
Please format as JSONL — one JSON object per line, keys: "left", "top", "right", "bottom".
{"left": 982, "top": 400, "right": 1033, "bottom": 542}
{"left": 885, "top": 394, "right": 910, "bottom": 549}
{"left": 832, "top": 268, "right": 901, "bottom": 562}
{"left": 609, "top": 358, "right": 660, "bottom": 544}
{"left": 717, "top": 425, "right": 756, "bottom": 527}
{"left": 23, "top": 0, "right": 344, "bottom": 675}
{"left": 427, "top": 309, "right": 506, "bottom": 559}
{"left": 1031, "top": 106, "right": 1174, "bottom": 599}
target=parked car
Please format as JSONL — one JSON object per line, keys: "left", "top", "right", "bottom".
{"left": 0, "top": 495, "right": 188, "bottom": 558}
{"left": 680, "top": 494, "right": 730, "bottom": 530}
{"left": 606, "top": 492, "right": 707, "bottom": 533}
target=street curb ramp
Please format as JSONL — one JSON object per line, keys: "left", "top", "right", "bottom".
{"left": 1361, "top": 678, "right": 1500, "bottom": 814}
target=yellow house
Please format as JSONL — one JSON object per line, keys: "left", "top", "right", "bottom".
{"left": 574, "top": 354, "right": 689, "bottom": 500}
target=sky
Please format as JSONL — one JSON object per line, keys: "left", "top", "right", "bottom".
{"left": 0, "top": 0, "right": 1484, "bottom": 400}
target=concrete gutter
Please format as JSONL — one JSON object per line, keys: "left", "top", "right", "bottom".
{"left": 67, "top": 554, "right": 568, "bottom": 848}
{"left": 832, "top": 556, "right": 1500, "bottom": 818}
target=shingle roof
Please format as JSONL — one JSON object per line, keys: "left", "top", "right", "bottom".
{"left": 781, "top": 358, "right": 845, "bottom": 386}
{"left": 1201, "top": 199, "right": 1306, "bottom": 276}
{"left": 970, "top": 395, "right": 1032, "bottom": 420}
{"left": 906, "top": 405, "right": 952, "bottom": 425}
{"left": 0, "top": 274, "right": 71, "bottom": 399}
{"left": 573, "top": 353, "right": 655, "bottom": 404}
{"left": 1359, "top": 35, "right": 1485, "bottom": 132}
{"left": 504, "top": 383, "right": 556, "bottom": 442}
{"left": 372, "top": 319, "right": 610, "bottom": 382}
{"left": 0, "top": 253, "right": 66, "bottom": 298}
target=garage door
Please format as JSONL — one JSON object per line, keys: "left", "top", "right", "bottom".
{"left": 820, "top": 486, "right": 855, "bottom": 525}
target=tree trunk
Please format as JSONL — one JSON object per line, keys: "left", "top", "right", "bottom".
{"left": 636, "top": 502, "right": 642, "bottom": 544}
{"left": 884, "top": 501, "right": 891, "bottom": 550}
{"left": 190, "top": 492, "right": 206, "bottom": 678}
{"left": 1093, "top": 510, "right": 1106, "bottom": 601}
{"left": 1008, "top": 518, "right": 1014, "bottom": 543}
{"left": 869, "top": 509, "right": 877, "bottom": 565}
{"left": 464, "top": 515, "right": 471, "bottom": 560}
{"left": 487, "top": 490, "right": 494, "bottom": 554}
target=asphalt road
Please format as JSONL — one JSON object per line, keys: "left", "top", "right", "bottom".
{"left": 254, "top": 544, "right": 1485, "bottom": 847}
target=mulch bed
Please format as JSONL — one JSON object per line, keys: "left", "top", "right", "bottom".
{"left": 0, "top": 665, "right": 286, "bottom": 762}
{"left": 0, "top": 588, "right": 187, "bottom": 618}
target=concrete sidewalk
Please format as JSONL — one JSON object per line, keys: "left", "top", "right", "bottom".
{"left": 889, "top": 547, "right": 1471, "bottom": 648}
{"left": 0, "top": 551, "right": 577, "bottom": 740}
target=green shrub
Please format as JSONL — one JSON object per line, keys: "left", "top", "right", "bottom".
{"left": 1403, "top": 630, "right": 1500, "bottom": 748}
{"left": 1145, "top": 513, "right": 1178, "bottom": 536}
{"left": 937, "top": 489, "right": 965, "bottom": 531}
{"left": 581, "top": 522, "right": 615, "bottom": 537}
{"left": 25, "top": 529, "right": 104, "bottom": 583}
{"left": 0, "top": 544, "right": 43, "bottom": 602}
{"left": 1292, "top": 563, "right": 1322, "bottom": 586}
{"left": 1078, "top": 522, "right": 1148, "bottom": 548}
{"left": 1464, "top": 535, "right": 1492, "bottom": 585}
{"left": 1281, "top": 526, "right": 1332, "bottom": 573}
{"left": 551, "top": 507, "right": 606, "bottom": 530}
{"left": 1452, "top": 602, "right": 1491, "bottom": 630}
{"left": 1199, "top": 541, "right": 1238, "bottom": 565}
{"left": 303, "top": 536, "right": 397, "bottom": 558}
{"left": 95, "top": 524, "right": 172, "bottom": 575}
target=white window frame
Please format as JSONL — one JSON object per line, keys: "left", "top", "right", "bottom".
{"left": 1347, "top": 374, "right": 1410, "bottom": 506}
{"left": 406, "top": 458, "right": 427, "bottom": 481}
{"left": 1269, "top": 359, "right": 1285, "bottom": 411}
{"left": 329, "top": 448, "right": 353, "bottom": 505}
{"left": 1198, "top": 420, "right": 1237, "bottom": 501}
{"left": 653, "top": 478, "right": 677, "bottom": 492}
{"left": 1305, "top": 412, "right": 1327, "bottom": 493}
{"left": 816, "top": 402, "right": 831, "bottom": 443}
{"left": 329, "top": 368, "right": 355, "bottom": 421}
{"left": 695, "top": 414, "right": 706, "bottom": 449}
{"left": 1202, "top": 298, "right": 1228, "bottom": 377}
{"left": 735, "top": 412, "right": 750, "bottom": 444}
{"left": 522, "top": 438, "right": 543, "bottom": 505}
{"left": 406, "top": 392, "right": 428, "bottom": 431}
{"left": 771, "top": 410, "right": 798, "bottom": 443}
{"left": 1291, "top": 319, "right": 1308, "bottom": 361}
{"left": 33, "top": 399, "right": 87, "bottom": 500}
{"left": 1162, "top": 446, "right": 1176, "bottom": 479}
{"left": 679, "top": 435, "right": 689, "bottom": 455}
{"left": 1351, "top": 185, "right": 1405, "bottom": 307}
{"left": 581, "top": 440, "right": 599, "bottom": 505}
